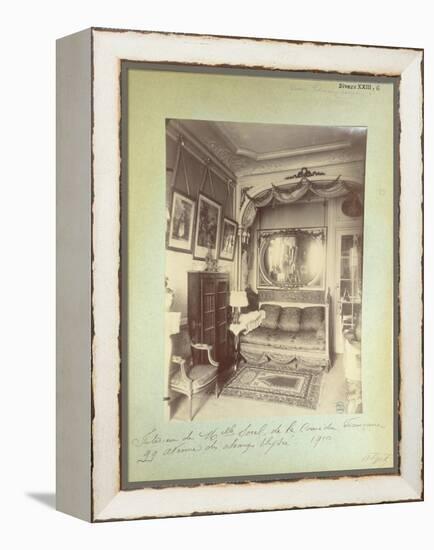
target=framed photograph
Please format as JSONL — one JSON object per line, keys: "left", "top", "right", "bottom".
{"left": 57, "top": 28, "right": 423, "bottom": 522}
{"left": 219, "top": 217, "right": 238, "bottom": 261}
{"left": 193, "top": 193, "right": 222, "bottom": 260}
{"left": 167, "top": 190, "right": 196, "bottom": 253}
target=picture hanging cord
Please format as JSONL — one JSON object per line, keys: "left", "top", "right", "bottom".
{"left": 169, "top": 135, "right": 182, "bottom": 191}
{"left": 222, "top": 178, "right": 232, "bottom": 217}
{"left": 199, "top": 158, "right": 215, "bottom": 198}
{"left": 170, "top": 136, "right": 191, "bottom": 196}
{"left": 171, "top": 133, "right": 234, "bottom": 212}
{"left": 180, "top": 139, "right": 191, "bottom": 196}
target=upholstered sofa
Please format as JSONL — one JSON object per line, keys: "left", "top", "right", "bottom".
{"left": 239, "top": 300, "right": 331, "bottom": 370}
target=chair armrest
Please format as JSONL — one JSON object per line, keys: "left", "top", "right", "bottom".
{"left": 171, "top": 355, "right": 192, "bottom": 382}
{"left": 190, "top": 342, "right": 211, "bottom": 351}
{"left": 190, "top": 342, "right": 219, "bottom": 368}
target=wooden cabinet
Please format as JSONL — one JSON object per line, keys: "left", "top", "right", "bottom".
{"left": 188, "top": 271, "right": 230, "bottom": 369}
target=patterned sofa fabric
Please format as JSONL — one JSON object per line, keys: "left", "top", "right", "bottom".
{"left": 240, "top": 327, "right": 325, "bottom": 351}
{"left": 278, "top": 306, "right": 301, "bottom": 332}
{"left": 240, "top": 302, "right": 329, "bottom": 369}
{"left": 260, "top": 304, "right": 281, "bottom": 329}
{"left": 300, "top": 306, "right": 324, "bottom": 331}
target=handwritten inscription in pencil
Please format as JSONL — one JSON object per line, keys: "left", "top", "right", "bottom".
{"left": 132, "top": 419, "right": 386, "bottom": 463}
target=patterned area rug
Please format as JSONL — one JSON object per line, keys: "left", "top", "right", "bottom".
{"left": 221, "top": 362, "right": 324, "bottom": 410}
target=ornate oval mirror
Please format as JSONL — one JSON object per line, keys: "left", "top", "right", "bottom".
{"left": 258, "top": 227, "right": 326, "bottom": 290}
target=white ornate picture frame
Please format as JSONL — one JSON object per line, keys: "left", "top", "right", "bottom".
{"left": 56, "top": 28, "right": 423, "bottom": 522}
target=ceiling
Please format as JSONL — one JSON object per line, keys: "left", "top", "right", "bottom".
{"left": 215, "top": 121, "right": 364, "bottom": 155}
{"left": 171, "top": 119, "right": 367, "bottom": 178}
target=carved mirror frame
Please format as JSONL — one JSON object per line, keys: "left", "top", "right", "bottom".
{"left": 257, "top": 227, "right": 327, "bottom": 290}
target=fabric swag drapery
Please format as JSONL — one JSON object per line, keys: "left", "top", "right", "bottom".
{"left": 244, "top": 176, "right": 363, "bottom": 209}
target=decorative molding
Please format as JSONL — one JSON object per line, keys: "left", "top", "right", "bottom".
{"left": 217, "top": 146, "right": 365, "bottom": 178}
{"left": 174, "top": 120, "right": 365, "bottom": 179}
{"left": 258, "top": 289, "right": 324, "bottom": 304}
{"left": 286, "top": 167, "right": 326, "bottom": 180}
{"left": 212, "top": 121, "right": 240, "bottom": 153}
{"left": 233, "top": 141, "right": 351, "bottom": 162}
{"left": 237, "top": 156, "right": 366, "bottom": 186}
{"left": 167, "top": 120, "right": 237, "bottom": 183}
{"left": 202, "top": 138, "right": 253, "bottom": 174}
{"left": 212, "top": 121, "right": 352, "bottom": 161}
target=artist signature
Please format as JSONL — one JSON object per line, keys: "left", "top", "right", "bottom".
{"left": 362, "top": 452, "right": 392, "bottom": 466}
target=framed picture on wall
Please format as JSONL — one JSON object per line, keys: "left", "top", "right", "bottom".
{"left": 219, "top": 217, "right": 238, "bottom": 261}
{"left": 166, "top": 190, "right": 196, "bottom": 253}
{"left": 193, "top": 193, "right": 222, "bottom": 260}
{"left": 57, "top": 28, "right": 423, "bottom": 522}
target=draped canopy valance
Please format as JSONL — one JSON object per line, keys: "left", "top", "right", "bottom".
{"left": 244, "top": 176, "right": 363, "bottom": 209}
{"left": 241, "top": 169, "right": 363, "bottom": 228}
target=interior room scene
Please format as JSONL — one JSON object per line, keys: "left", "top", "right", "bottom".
{"left": 164, "top": 119, "right": 366, "bottom": 422}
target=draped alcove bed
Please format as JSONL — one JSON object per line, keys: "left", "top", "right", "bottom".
{"left": 235, "top": 168, "right": 363, "bottom": 372}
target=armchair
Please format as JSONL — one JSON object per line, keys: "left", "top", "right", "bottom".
{"left": 170, "top": 342, "right": 219, "bottom": 421}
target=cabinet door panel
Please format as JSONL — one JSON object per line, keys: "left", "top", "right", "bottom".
{"left": 188, "top": 273, "right": 229, "bottom": 367}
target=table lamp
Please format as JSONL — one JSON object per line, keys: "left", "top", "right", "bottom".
{"left": 229, "top": 290, "right": 248, "bottom": 324}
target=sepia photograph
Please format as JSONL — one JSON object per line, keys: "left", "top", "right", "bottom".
{"left": 166, "top": 119, "right": 366, "bottom": 421}
{"left": 120, "top": 59, "right": 405, "bottom": 497}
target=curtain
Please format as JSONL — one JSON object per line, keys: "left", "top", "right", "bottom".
{"left": 245, "top": 177, "right": 362, "bottom": 208}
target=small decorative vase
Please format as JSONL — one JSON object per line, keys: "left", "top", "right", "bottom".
{"left": 205, "top": 246, "right": 214, "bottom": 271}
{"left": 342, "top": 191, "right": 362, "bottom": 218}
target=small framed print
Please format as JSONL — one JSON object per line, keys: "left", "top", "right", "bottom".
{"left": 219, "top": 217, "right": 238, "bottom": 261}
{"left": 57, "top": 28, "right": 423, "bottom": 522}
{"left": 167, "top": 190, "right": 196, "bottom": 253}
{"left": 193, "top": 193, "right": 222, "bottom": 260}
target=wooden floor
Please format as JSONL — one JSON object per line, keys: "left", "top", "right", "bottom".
{"left": 170, "top": 355, "right": 347, "bottom": 422}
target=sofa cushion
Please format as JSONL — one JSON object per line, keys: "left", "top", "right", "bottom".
{"left": 240, "top": 327, "right": 325, "bottom": 351}
{"left": 300, "top": 306, "right": 324, "bottom": 331}
{"left": 278, "top": 307, "right": 301, "bottom": 332}
{"left": 260, "top": 304, "right": 281, "bottom": 330}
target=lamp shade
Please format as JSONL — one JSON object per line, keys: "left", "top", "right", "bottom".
{"left": 230, "top": 290, "right": 248, "bottom": 308}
